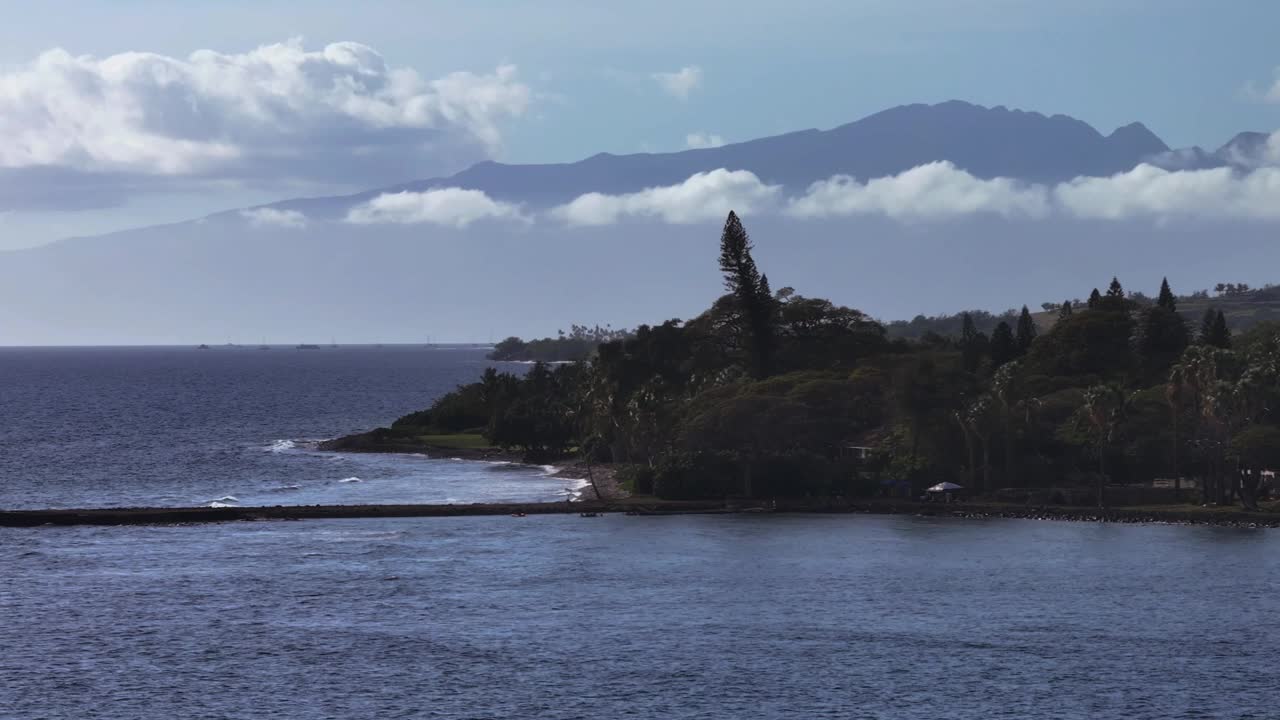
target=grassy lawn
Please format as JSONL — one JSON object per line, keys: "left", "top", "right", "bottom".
{"left": 415, "top": 433, "right": 497, "bottom": 450}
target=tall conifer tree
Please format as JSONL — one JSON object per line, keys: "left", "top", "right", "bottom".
{"left": 1087, "top": 289, "right": 1102, "bottom": 309}
{"left": 1199, "top": 308, "right": 1218, "bottom": 345}
{"left": 1058, "top": 300, "right": 1073, "bottom": 319}
{"left": 1106, "top": 277, "right": 1125, "bottom": 297}
{"left": 960, "top": 312, "right": 982, "bottom": 372}
{"left": 1208, "top": 310, "right": 1231, "bottom": 349}
{"left": 718, "top": 211, "right": 776, "bottom": 377}
{"left": 1015, "top": 306, "right": 1037, "bottom": 354}
{"left": 990, "top": 321, "right": 1018, "bottom": 369}
{"left": 1157, "top": 278, "right": 1176, "bottom": 311}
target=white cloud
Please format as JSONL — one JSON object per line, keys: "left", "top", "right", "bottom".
{"left": 240, "top": 207, "right": 307, "bottom": 228}
{"left": 553, "top": 160, "right": 1280, "bottom": 227}
{"left": 1247, "top": 68, "right": 1280, "bottom": 104}
{"left": 552, "top": 169, "right": 780, "bottom": 226}
{"left": 652, "top": 66, "right": 702, "bottom": 100}
{"left": 685, "top": 132, "right": 725, "bottom": 149}
{"left": 787, "top": 161, "right": 1052, "bottom": 220}
{"left": 1054, "top": 164, "right": 1280, "bottom": 221}
{"left": 0, "top": 40, "right": 532, "bottom": 209}
{"left": 1220, "top": 130, "right": 1280, "bottom": 169}
{"left": 346, "top": 188, "right": 526, "bottom": 227}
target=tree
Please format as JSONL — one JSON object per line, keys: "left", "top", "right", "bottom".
{"left": 718, "top": 211, "right": 777, "bottom": 378}
{"left": 960, "top": 312, "right": 985, "bottom": 373}
{"left": 1136, "top": 303, "right": 1190, "bottom": 383}
{"left": 1106, "top": 277, "right": 1125, "bottom": 298}
{"left": 1058, "top": 300, "right": 1073, "bottom": 320}
{"left": 1230, "top": 426, "right": 1280, "bottom": 510}
{"left": 1015, "top": 306, "right": 1037, "bottom": 355}
{"left": 1087, "top": 288, "right": 1102, "bottom": 309}
{"left": 1083, "top": 384, "right": 1126, "bottom": 507}
{"left": 1157, "top": 277, "right": 1176, "bottom": 311}
{"left": 1199, "top": 308, "right": 1217, "bottom": 345}
{"left": 1207, "top": 310, "right": 1231, "bottom": 349}
{"left": 990, "top": 321, "right": 1018, "bottom": 369}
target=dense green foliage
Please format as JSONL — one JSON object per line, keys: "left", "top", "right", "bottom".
{"left": 404, "top": 213, "right": 1280, "bottom": 507}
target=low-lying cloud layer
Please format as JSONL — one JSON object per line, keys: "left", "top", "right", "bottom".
{"left": 549, "top": 158, "right": 1280, "bottom": 225}
{"left": 0, "top": 40, "right": 531, "bottom": 210}
{"left": 551, "top": 169, "right": 780, "bottom": 225}
{"left": 789, "top": 162, "right": 1051, "bottom": 220}
{"left": 685, "top": 132, "right": 725, "bottom": 149}
{"left": 240, "top": 208, "right": 307, "bottom": 229}
{"left": 345, "top": 188, "right": 526, "bottom": 227}
{"left": 244, "top": 141, "right": 1280, "bottom": 230}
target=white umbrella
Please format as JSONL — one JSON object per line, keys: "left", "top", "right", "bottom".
{"left": 926, "top": 482, "right": 964, "bottom": 493}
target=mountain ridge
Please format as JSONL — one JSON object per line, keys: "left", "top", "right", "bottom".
{"left": 231, "top": 100, "right": 1183, "bottom": 223}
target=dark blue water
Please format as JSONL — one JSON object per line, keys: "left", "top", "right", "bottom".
{"left": 3, "top": 514, "right": 1277, "bottom": 719}
{"left": 0, "top": 346, "right": 575, "bottom": 509}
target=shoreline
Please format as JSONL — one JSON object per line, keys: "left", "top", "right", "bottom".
{"left": 313, "top": 433, "right": 625, "bottom": 501}
{"left": 3, "top": 498, "right": 1276, "bottom": 528}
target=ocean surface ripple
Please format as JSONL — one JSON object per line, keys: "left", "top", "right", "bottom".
{"left": 2, "top": 514, "right": 1277, "bottom": 719}
{"left": 0, "top": 346, "right": 570, "bottom": 509}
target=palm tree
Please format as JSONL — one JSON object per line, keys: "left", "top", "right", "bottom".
{"left": 1083, "top": 384, "right": 1126, "bottom": 507}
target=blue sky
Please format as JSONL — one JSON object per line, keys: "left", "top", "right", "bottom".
{"left": 1, "top": 0, "right": 1279, "bottom": 247}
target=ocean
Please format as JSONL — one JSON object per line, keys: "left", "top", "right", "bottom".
{"left": 3, "top": 345, "right": 1278, "bottom": 719}
{"left": 0, "top": 345, "right": 573, "bottom": 510}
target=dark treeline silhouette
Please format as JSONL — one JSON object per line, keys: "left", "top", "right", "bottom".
{"left": 487, "top": 324, "right": 632, "bottom": 362}
{"left": 397, "top": 213, "right": 1280, "bottom": 508}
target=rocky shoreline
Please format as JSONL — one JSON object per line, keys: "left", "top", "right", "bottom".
{"left": 3, "top": 497, "right": 1276, "bottom": 528}
{"left": 315, "top": 430, "right": 625, "bottom": 500}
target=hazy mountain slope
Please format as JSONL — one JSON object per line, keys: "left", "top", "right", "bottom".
{"left": 261, "top": 100, "right": 1171, "bottom": 219}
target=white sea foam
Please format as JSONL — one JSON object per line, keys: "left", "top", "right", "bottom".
{"left": 338, "top": 477, "right": 362, "bottom": 483}
{"left": 211, "top": 495, "right": 239, "bottom": 503}
{"left": 267, "top": 439, "right": 296, "bottom": 453}
{"left": 562, "top": 477, "right": 591, "bottom": 500}
{"left": 209, "top": 501, "right": 237, "bottom": 508}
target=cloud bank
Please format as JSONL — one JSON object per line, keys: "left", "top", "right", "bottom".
{"left": 346, "top": 188, "right": 526, "bottom": 227}
{"left": 788, "top": 162, "right": 1051, "bottom": 220}
{"left": 545, "top": 158, "right": 1280, "bottom": 225}
{"left": 1055, "top": 164, "right": 1280, "bottom": 221}
{"left": 652, "top": 66, "right": 702, "bottom": 100}
{"left": 685, "top": 132, "right": 726, "bottom": 149}
{"left": 240, "top": 208, "right": 307, "bottom": 228}
{"left": 551, "top": 169, "right": 781, "bottom": 225}
{"left": 0, "top": 40, "right": 532, "bottom": 209}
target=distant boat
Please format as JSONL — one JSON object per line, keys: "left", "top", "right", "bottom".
{"left": 197, "top": 344, "right": 210, "bottom": 350}
{"left": 296, "top": 343, "right": 320, "bottom": 350}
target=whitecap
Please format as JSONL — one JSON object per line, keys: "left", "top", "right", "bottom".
{"left": 267, "top": 439, "right": 296, "bottom": 453}
{"left": 209, "top": 502, "right": 237, "bottom": 508}
{"left": 211, "top": 495, "right": 239, "bottom": 503}
{"left": 338, "top": 477, "right": 362, "bottom": 483}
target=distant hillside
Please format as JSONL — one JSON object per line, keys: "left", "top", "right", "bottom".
{"left": 892, "top": 286, "right": 1280, "bottom": 341}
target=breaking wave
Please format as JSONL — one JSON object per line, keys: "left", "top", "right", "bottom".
{"left": 267, "top": 439, "right": 297, "bottom": 453}
{"left": 338, "top": 477, "right": 362, "bottom": 483}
